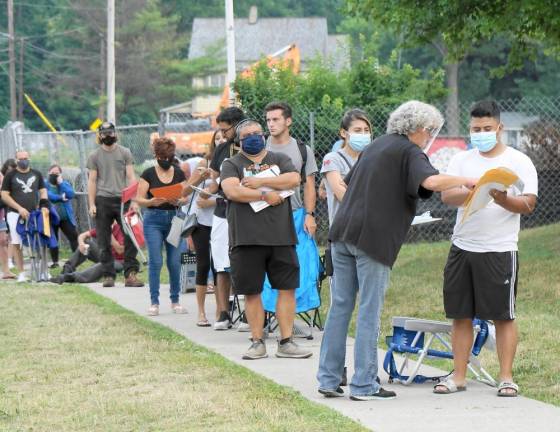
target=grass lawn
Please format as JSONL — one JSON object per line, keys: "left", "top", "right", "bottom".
{"left": 320, "top": 223, "right": 560, "bottom": 406}
{"left": 0, "top": 283, "right": 366, "bottom": 432}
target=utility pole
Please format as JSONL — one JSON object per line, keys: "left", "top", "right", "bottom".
{"left": 7, "top": 0, "right": 17, "bottom": 120}
{"left": 225, "top": 0, "right": 236, "bottom": 106}
{"left": 18, "top": 37, "right": 24, "bottom": 120}
{"left": 107, "top": 0, "right": 116, "bottom": 124}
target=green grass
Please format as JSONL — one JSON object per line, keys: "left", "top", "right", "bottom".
{"left": 0, "top": 283, "right": 366, "bottom": 432}
{"left": 320, "top": 223, "right": 560, "bottom": 406}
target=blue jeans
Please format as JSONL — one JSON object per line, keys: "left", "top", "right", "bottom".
{"left": 143, "top": 209, "right": 182, "bottom": 305}
{"left": 317, "top": 241, "right": 390, "bottom": 396}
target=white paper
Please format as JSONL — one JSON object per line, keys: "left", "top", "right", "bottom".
{"left": 411, "top": 211, "right": 442, "bottom": 226}
{"left": 189, "top": 184, "right": 220, "bottom": 199}
{"left": 248, "top": 165, "right": 295, "bottom": 213}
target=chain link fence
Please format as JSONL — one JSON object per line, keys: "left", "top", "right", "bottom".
{"left": 1, "top": 96, "right": 559, "bottom": 245}
{"left": 13, "top": 124, "right": 158, "bottom": 236}
{"left": 241, "top": 96, "right": 560, "bottom": 244}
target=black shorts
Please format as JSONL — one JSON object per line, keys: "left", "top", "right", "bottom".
{"left": 229, "top": 245, "right": 299, "bottom": 295}
{"left": 443, "top": 245, "right": 518, "bottom": 321}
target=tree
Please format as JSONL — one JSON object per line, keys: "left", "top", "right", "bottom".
{"left": 345, "top": 0, "right": 560, "bottom": 136}
{"left": 345, "top": 0, "right": 502, "bottom": 136}
{"left": 233, "top": 56, "right": 446, "bottom": 153}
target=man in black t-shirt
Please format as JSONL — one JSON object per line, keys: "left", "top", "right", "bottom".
{"left": 1, "top": 150, "right": 49, "bottom": 282}
{"left": 206, "top": 107, "right": 245, "bottom": 330}
{"left": 317, "top": 101, "right": 478, "bottom": 401}
{"left": 221, "top": 119, "right": 312, "bottom": 361}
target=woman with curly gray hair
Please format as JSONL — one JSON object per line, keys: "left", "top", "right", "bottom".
{"left": 317, "top": 100, "right": 478, "bottom": 401}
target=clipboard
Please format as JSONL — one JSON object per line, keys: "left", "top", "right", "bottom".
{"left": 248, "top": 165, "right": 294, "bottom": 213}
{"left": 150, "top": 183, "right": 184, "bottom": 200}
{"left": 461, "top": 167, "right": 523, "bottom": 223}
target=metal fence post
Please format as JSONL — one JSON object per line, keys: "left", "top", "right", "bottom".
{"left": 78, "top": 131, "right": 92, "bottom": 230}
{"left": 309, "top": 111, "right": 315, "bottom": 151}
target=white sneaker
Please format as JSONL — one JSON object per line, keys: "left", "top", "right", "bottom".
{"left": 214, "top": 319, "right": 232, "bottom": 331}
{"left": 237, "top": 322, "right": 251, "bottom": 332}
{"left": 17, "top": 272, "right": 28, "bottom": 283}
{"left": 8, "top": 260, "right": 14, "bottom": 269}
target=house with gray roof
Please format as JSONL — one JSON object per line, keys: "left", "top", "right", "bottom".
{"left": 182, "top": 6, "right": 349, "bottom": 115}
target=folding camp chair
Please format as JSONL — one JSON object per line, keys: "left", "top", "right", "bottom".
{"left": 120, "top": 181, "right": 147, "bottom": 264}
{"left": 383, "top": 316, "right": 496, "bottom": 386}
{"left": 17, "top": 209, "right": 54, "bottom": 282}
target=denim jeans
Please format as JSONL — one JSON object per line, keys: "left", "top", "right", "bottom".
{"left": 317, "top": 241, "right": 390, "bottom": 396}
{"left": 143, "top": 208, "right": 182, "bottom": 305}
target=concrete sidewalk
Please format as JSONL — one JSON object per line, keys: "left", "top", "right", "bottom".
{"left": 87, "top": 283, "right": 560, "bottom": 432}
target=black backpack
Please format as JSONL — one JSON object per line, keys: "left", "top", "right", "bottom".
{"left": 296, "top": 140, "right": 308, "bottom": 184}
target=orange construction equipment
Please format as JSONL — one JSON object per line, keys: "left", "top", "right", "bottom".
{"left": 158, "top": 44, "right": 301, "bottom": 155}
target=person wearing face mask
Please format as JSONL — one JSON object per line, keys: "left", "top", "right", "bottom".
{"left": 46, "top": 164, "right": 78, "bottom": 268}
{"left": 1, "top": 150, "right": 49, "bottom": 282}
{"left": 221, "top": 120, "right": 312, "bottom": 361}
{"left": 87, "top": 121, "right": 143, "bottom": 288}
{"left": 321, "top": 109, "right": 372, "bottom": 226}
{"left": 317, "top": 101, "right": 478, "bottom": 401}
{"left": 433, "top": 100, "right": 538, "bottom": 397}
{"left": 185, "top": 130, "right": 222, "bottom": 327}
{"left": 136, "top": 137, "right": 190, "bottom": 316}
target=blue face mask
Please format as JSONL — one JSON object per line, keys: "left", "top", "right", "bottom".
{"left": 470, "top": 131, "right": 498, "bottom": 153}
{"left": 347, "top": 133, "right": 371, "bottom": 152}
{"left": 241, "top": 134, "right": 265, "bottom": 155}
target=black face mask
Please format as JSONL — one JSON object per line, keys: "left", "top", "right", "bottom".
{"left": 157, "top": 159, "right": 172, "bottom": 170}
{"left": 17, "top": 159, "right": 30, "bottom": 170}
{"left": 100, "top": 135, "right": 117, "bottom": 145}
{"left": 48, "top": 174, "right": 59, "bottom": 185}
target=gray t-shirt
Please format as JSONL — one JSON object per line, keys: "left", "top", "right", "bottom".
{"left": 266, "top": 137, "right": 318, "bottom": 210}
{"left": 320, "top": 150, "right": 357, "bottom": 226}
{"left": 87, "top": 145, "right": 133, "bottom": 198}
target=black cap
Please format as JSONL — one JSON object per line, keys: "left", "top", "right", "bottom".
{"left": 98, "top": 121, "right": 116, "bottom": 133}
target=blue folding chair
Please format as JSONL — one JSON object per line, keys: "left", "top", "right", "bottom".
{"left": 383, "top": 316, "right": 496, "bottom": 386}
{"left": 16, "top": 208, "right": 59, "bottom": 282}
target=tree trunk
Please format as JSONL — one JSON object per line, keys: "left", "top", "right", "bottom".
{"left": 445, "top": 61, "right": 460, "bottom": 137}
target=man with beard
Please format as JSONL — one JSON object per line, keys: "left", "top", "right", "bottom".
{"left": 87, "top": 121, "right": 143, "bottom": 288}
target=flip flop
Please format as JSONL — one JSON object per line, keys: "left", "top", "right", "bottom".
{"left": 2, "top": 274, "right": 16, "bottom": 280}
{"left": 196, "top": 319, "right": 211, "bottom": 327}
{"left": 433, "top": 378, "right": 467, "bottom": 394}
{"left": 497, "top": 381, "right": 519, "bottom": 397}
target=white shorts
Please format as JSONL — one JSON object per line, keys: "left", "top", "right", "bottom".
{"left": 7, "top": 211, "right": 22, "bottom": 245}
{"left": 210, "top": 215, "right": 230, "bottom": 272}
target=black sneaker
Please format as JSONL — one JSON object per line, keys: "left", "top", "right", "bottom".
{"left": 49, "top": 263, "right": 59, "bottom": 269}
{"left": 214, "top": 311, "right": 232, "bottom": 331}
{"left": 350, "top": 387, "right": 397, "bottom": 401}
{"left": 318, "top": 387, "right": 344, "bottom": 398}
{"left": 49, "top": 275, "right": 64, "bottom": 285}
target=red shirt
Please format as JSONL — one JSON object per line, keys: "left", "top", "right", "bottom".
{"left": 90, "top": 224, "right": 125, "bottom": 261}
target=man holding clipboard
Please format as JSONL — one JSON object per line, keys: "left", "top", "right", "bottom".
{"left": 436, "top": 100, "right": 538, "bottom": 397}
{"left": 221, "top": 119, "right": 312, "bottom": 360}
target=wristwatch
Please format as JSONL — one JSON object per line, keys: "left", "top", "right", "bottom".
{"left": 261, "top": 191, "right": 267, "bottom": 201}
{"left": 306, "top": 211, "right": 315, "bottom": 216}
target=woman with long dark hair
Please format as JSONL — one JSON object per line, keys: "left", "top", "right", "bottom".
{"left": 188, "top": 130, "right": 225, "bottom": 326}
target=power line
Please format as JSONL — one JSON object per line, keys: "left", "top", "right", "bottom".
{"left": 24, "top": 41, "right": 100, "bottom": 61}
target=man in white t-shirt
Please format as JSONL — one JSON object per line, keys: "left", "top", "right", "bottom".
{"left": 434, "top": 100, "right": 538, "bottom": 397}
